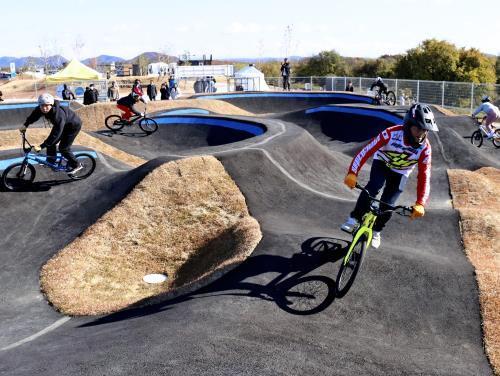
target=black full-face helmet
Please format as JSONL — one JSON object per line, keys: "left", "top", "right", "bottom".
{"left": 403, "top": 103, "right": 439, "bottom": 147}
{"left": 481, "top": 95, "right": 491, "bottom": 103}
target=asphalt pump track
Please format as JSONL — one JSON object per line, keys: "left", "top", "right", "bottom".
{"left": 0, "top": 98, "right": 495, "bottom": 375}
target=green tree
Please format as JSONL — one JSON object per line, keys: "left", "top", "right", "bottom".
{"left": 256, "top": 61, "right": 281, "bottom": 77}
{"left": 395, "top": 39, "right": 459, "bottom": 81}
{"left": 496, "top": 56, "right": 500, "bottom": 84}
{"left": 294, "top": 50, "right": 348, "bottom": 76}
{"left": 353, "top": 55, "right": 398, "bottom": 78}
{"left": 456, "top": 48, "right": 496, "bottom": 83}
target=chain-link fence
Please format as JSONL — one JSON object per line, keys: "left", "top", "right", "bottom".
{"left": 265, "top": 76, "right": 500, "bottom": 111}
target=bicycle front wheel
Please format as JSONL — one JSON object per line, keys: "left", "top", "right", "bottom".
{"left": 492, "top": 129, "right": 500, "bottom": 148}
{"left": 470, "top": 130, "right": 483, "bottom": 148}
{"left": 139, "top": 117, "right": 158, "bottom": 134}
{"left": 2, "top": 162, "right": 36, "bottom": 191}
{"left": 69, "top": 153, "right": 96, "bottom": 180}
{"left": 105, "top": 115, "right": 125, "bottom": 131}
{"left": 385, "top": 91, "right": 396, "bottom": 105}
{"left": 335, "top": 233, "right": 368, "bottom": 298}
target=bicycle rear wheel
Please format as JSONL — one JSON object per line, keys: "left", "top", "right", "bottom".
{"left": 105, "top": 115, "right": 125, "bottom": 131}
{"left": 492, "top": 129, "right": 500, "bottom": 148}
{"left": 69, "top": 153, "right": 96, "bottom": 180}
{"left": 335, "top": 233, "right": 368, "bottom": 298}
{"left": 385, "top": 91, "right": 396, "bottom": 105}
{"left": 2, "top": 162, "right": 36, "bottom": 191}
{"left": 139, "top": 117, "right": 158, "bottom": 134}
{"left": 470, "top": 130, "right": 483, "bottom": 147}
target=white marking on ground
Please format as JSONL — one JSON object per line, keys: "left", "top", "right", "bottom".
{"left": 0, "top": 317, "right": 71, "bottom": 352}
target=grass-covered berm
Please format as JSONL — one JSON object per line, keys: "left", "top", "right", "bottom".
{"left": 40, "top": 156, "right": 262, "bottom": 315}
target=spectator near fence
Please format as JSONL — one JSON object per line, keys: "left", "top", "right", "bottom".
{"left": 0, "top": 90, "right": 3, "bottom": 101}
{"left": 132, "top": 79, "right": 143, "bottom": 97}
{"left": 83, "top": 85, "right": 98, "bottom": 105}
{"left": 160, "top": 82, "right": 170, "bottom": 100}
{"left": 345, "top": 81, "right": 354, "bottom": 92}
{"left": 280, "top": 58, "right": 291, "bottom": 91}
{"left": 62, "top": 84, "right": 75, "bottom": 100}
{"left": 169, "top": 75, "right": 178, "bottom": 99}
{"left": 107, "top": 81, "right": 120, "bottom": 101}
{"left": 147, "top": 80, "right": 157, "bottom": 101}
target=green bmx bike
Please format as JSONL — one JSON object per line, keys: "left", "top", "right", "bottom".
{"left": 336, "top": 184, "right": 413, "bottom": 297}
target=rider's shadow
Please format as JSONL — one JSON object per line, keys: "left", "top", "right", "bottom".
{"left": 80, "top": 237, "right": 349, "bottom": 327}
{"left": 96, "top": 129, "right": 149, "bottom": 138}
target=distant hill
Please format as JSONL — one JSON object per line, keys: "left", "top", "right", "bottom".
{"left": 0, "top": 55, "right": 68, "bottom": 70}
{"left": 82, "top": 55, "right": 126, "bottom": 65}
{"left": 126, "top": 52, "right": 178, "bottom": 64}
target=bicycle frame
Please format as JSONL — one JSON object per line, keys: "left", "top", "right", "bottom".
{"left": 342, "top": 184, "right": 412, "bottom": 265}
{"left": 19, "top": 134, "right": 70, "bottom": 172}
{"left": 342, "top": 211, "right": 376, "bottom": 266}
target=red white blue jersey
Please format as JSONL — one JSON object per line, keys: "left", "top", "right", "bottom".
{"left": 348, "top": 125, "right": 432, "bottom": 206}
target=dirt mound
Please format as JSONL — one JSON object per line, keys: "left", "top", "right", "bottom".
{"left": 40, "top": 156, "right": 262, "bottom": 315}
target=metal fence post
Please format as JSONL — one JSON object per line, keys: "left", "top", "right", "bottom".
{"left": 470, "top": 83, "right": 474, "bottom": 111}
{"left": 344, "top": 77, "right": 347, "bottom": 91}
{"left": 310, "top": 76, "right": 313, "bottom": 91}
{"left": 359, "top": 77, "right": 362, "bottom": 92}
{"left": 395, "top": 79, "right": 398, "bottom": 98}
{"left": 417, "top": 80, "right": 420, "bottom": 102}
{"left": 441, "top": 81, "right": 445, "bottom": 106}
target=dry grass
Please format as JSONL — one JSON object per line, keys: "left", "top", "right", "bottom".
{"left": 39, "top": 156, "right": 262, "bottom": 316}
{"left": 0, "top": 128, "right": 146, "bottom": 167}
{"left": 448, "top": 167, "right": 500, "bottom": 375}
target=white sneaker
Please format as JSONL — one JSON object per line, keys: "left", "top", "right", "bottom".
{"left": 67, "top": 164, "right": 84, "bottom": 176}
{"left": 341, "top": 217, "right": 359, "bottom": 233}
{"left": 371, "top": 232, "right": 381, "bottom": 249}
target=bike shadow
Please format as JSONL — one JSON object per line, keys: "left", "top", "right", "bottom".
{"left": 1, "top": 177, "right": 79, "bottom": 192}
{"left": 96, "top": 129, "right": 149, "bottom": 138}
{"left": 79, "top": 236, "right": 349, "bottom": 327}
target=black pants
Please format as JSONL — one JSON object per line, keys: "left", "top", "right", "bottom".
{"left": 282, "top": 76, "right": 290, "bottom": 90}
{"left": 350, "top": 159, "right": 408, "bottom": 232}
{"left": 46, "top": 124, "right": 81, "bottom": 168}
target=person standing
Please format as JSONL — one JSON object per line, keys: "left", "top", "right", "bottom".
{"left": 160, "top": 83, "right": 170, "bottom": 100}
{"left": 147, "top": 80, "right": 157, "bottom": 101}
{"left": 345, "top": 81, "right": 354, "bottom": 92}
{"left": 280, "top": 58, "right": 291, "bottom": 91}
{"left": 132, "top": 79, "right": 143, "bottom": 97}
{"left": 90, "top": 83, "right": 99, "bottom": 102}
{"left": 107, "top": 81, "right": 120, "bottom": 101}
{"left": 83, "top": 86, "right": 94, "bottom": 105}
{"left": 168, "top": 75, "right": 178, "bottom": 99}
{"left": 62, "top": 84, "right": 76, "bottom": 100}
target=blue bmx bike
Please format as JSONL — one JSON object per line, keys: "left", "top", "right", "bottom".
{"left": 2, "top": 133, "right": 96, "bottom": 191}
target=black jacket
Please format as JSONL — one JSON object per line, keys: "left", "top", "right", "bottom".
{"left": 83, "top": 88, "right": 96, "bottom": 105}
{"left": 24, "top": 101, "right": 82, "bottom": 148}
{"left": 147, "top": 84, "right": 157, "bottom": 98}
{"left": 62, "top": 88, "right": 75, "bottom": 100}
{"left": 117, "top": 94, "right": 143, "bottom": 115}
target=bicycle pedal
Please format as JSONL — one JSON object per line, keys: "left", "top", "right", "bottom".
{"left": 340, "top": 227, "right": 355, "bottom": 234}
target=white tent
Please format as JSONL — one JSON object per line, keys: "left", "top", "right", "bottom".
{"left": 234, "top": 65, "right": 269, "bottom": 91}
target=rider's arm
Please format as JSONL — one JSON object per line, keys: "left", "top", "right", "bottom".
{"left": 415, "top": 143, "right": 432, "bottom": 206}
{"left": 369, "top": 82, "right": 376, "bottom": 91}
{"left": 40, "top": 110, "right": 67, "bottom": 148}
{"left": 130, "top": 103, "right": 143, "bottom": 116}
{"left": 348, "top": 128, "right": 391, "bottom": 175}
{"left": 472, "top": 104, "right": 486, "bottom": 117}
{"left": 23, "top": 107, "right": 43, "bottom": 127}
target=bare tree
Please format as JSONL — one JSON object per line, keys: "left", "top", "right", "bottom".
{"left": 73, "top": 36, "right": 85, "bottom": 60}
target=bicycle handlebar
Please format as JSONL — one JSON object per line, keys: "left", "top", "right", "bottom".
{"left": 355, "top": 183, "right": 413, "bottom": 216}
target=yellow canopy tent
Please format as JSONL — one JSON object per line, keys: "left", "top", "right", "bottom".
{"left": 46, "top": 59, "right": 101, "bottom": 82}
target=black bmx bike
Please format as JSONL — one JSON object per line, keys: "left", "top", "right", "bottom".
{"left": 105, "top": 112, "right": 158, "bottom": 134}
{"left": 2, "top": 133, "right": 96, "bottom": 191}
{"left": 374, "top": 89, "right": 396, "bottom": 106}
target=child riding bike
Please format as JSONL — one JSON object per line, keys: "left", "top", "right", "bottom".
{"left": 472, "top": 95, "right": 500, "bottom": 138}
{"left": 116, "top": 92, "right": 146, "bottom": 122}
{"left": 370, "top": 77, "right": 388, "bottom": 96}
{"left": 340, "top": 103, "right": 439, "bottom": 248}
{"left": 19, "top": 93, "right": 83, "bottom": 175}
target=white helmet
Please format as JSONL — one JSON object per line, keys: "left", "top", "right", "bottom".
{"left": 38, "top": 93, "right": 54, "bottom": 105}
{"left": 481, "top": 95, "right": 491, "bottom": 103}
{"left": 376, "top": 77, "right": 382, "bottom": 82}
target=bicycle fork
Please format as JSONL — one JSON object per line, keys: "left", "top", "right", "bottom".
{"left": 343, "top": 213, "right": 377, "bottom": 265}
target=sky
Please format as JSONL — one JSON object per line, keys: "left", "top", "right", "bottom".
{"left": 1, "top": 0, "right": 499, "bottom": 60}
